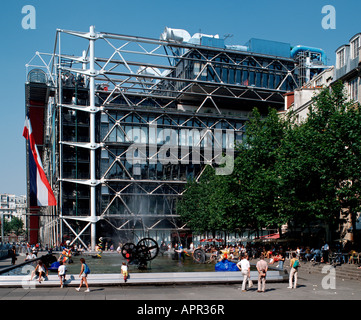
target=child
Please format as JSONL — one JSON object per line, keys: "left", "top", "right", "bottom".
{"left": 76, "top": 258, "right": 90, "bottom": 292}
{"left": 121, "top": 262, "right": 128, "bottom": 282}
{"left": 58, "top": 261, "right": 67, "bottom": 288}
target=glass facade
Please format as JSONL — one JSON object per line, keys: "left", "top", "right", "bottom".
{"left": 99, "top": 109, "right": 245, "bottom": 220}
{"left": 161, "top": 49, "right": 297, "bottom": 94}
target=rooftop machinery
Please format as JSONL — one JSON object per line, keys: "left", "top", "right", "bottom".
{"left": 25, "top": 26, "right": 328, "bottom": 249}
{"left": 160, "top": 27, "right": 328, "bottom": 86}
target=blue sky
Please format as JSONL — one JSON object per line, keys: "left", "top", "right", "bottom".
{"left": 0, "top": 0, "right": 360, "bottom": 196}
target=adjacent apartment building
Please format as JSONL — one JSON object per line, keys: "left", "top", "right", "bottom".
{"left": 285, "top": 32, "right": 361, "bottom": 122}
{"left": 284, "top": 32, "right": 361, "bottom": 244}
{"left": 0, "top": 194, "right": 27, "bottom": 242}
{"left": 0, "top": 194, "right": 27, "bottom": 223}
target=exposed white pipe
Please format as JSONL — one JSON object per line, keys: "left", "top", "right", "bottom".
{"left": 89, "top": 25, "right": 97, "bottom": 251}
{"left": 58, "top": 30, "right": 63, "bottom": 246}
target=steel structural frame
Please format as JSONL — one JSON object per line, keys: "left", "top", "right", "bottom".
{"left": 27, "top": 26, "right": 300, "bottom": 250}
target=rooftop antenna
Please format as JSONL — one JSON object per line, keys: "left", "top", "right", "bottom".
{"left": 224, "top": 33, "right": 234, "bottom": 41}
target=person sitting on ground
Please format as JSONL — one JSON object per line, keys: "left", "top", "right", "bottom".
{"left": 305, "top": 247, "right": 312, "bottom": 261}
{"left": 349, "top": 250, "right": 358, "bottom": 264}
{"left": 30, "top": 260, "right": 48, "bottom": 283}
{"left": 311, "top": 248, "right": 322, "bottom": 262}
{"left": 210, "top": 247, "right": 218, "bottom": 261}
{"left": 269, "top": 252, "right": 281, "bottom": 265}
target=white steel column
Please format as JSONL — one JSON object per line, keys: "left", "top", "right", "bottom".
{"left": 89, "top": 26, "right": 97, "bottom": 251}
{"left": 58, "top": 30, "right": 63, "bottom": 247}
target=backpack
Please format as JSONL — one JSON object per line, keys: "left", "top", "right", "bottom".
{"left": 293, "top": 259, "right": 299, "bottom": 268}
{"left": 84, "top": 263, "right": 90, "bottom": 274}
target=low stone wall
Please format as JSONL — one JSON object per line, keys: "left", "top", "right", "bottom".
{"left": 0, "top": 250, "right": 9, "bottom": 259}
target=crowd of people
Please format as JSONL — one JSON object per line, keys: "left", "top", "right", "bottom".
{"left": 3, "top": 238, "right": 361, "bottom": 293}
{"left": 178, "top": 241, "right": 357, "bottom": 266}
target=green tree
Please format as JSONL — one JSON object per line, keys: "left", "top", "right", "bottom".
{"left": 2, "top": 219, "right": 12, "bottom": 235}
{"left": 279, "top": 82, "right": 361, "bottom": 244}
{"left": 177, "top": 165, "right": 235, "bottom": 236}
{"left": 9, "top": 217, "right": 25, "bottom": 236}
{"left": 306, "top": 82, "right": 361, "bottom": 242}
{"left": 232, "top": 107, "right": 290, "bottom": 233}
{"left": 2, "top": 217, "right": 25, "bottom": 236}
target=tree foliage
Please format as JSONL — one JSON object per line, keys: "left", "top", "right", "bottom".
{"left": 176, "top": 166, "right": 235, "bottom": 235}
{"left": 231, "top": 107, "right": 290, "bottom": 230}
{"left": 2, "top": 217, "right": 25, "bottom": 236}
{"left": 177, "top": 82, "right": 361, "bottom": 242}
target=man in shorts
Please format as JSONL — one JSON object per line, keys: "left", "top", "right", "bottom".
{"left": 58, "top": 261, "right": 67, "bottom": 288}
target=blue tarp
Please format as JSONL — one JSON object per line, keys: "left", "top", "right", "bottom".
{"left": 49, "top": 261, "right": 60, "bottom": 271}
{"left": 215, "top": 259, "right": 239, "bottom": 272}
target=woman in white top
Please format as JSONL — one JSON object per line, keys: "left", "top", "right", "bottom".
{"left": 30, "top": 260, "right": 48, "bottom": 283}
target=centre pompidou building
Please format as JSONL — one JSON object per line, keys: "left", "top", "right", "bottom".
{"left": 25, "top": 26, "right": 327, "bottom": 249}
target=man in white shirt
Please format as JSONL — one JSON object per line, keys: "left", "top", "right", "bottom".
{"left": 237, "top": 254, "right": 251, "bottom": 292}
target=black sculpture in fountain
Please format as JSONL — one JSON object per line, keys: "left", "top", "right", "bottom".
{"left": 121, "top": 238, "right": 159, "bottom": 269}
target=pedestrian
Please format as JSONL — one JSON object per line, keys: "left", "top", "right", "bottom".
{"left": 288, "top": 252, "right": 300, "bottom": 289}
{"left": 322, "top": 242, "right": 329, "bottom": 263}
{"left": 30, "top": 260, "right": 48, "bottom": 283}
{"left": 58, "top": 260, "right": 67, "bottom": 288}
{"left": 256, "top": 254, "right": 268, "bottom": 292}
{"left": 10, "top": 246, "right": 17, "bottom": 265}
{"left": 237, "top": 254, "right": 251, "bottom": 292}
{"left": 121, "top": 262, "right": 129, "bottom": 282}
{"left": 277, "top": 249, "right": 285, "bottom": 270}
{"left": 246, "top": 253, "right": 253, "bottom": 288}
{"left": 76, "top": 257, "right": 90, "bottom": 292}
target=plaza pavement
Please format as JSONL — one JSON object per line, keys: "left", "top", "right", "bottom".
{"left": 0, "top": 272, "right": 360, "bottom": 301}
{"left": 0, "top": 253, "right": 360, "bottom": 301}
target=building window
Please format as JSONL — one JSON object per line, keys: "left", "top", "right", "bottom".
{"left": 350, "top": 77, "right": 359, "bottom": 102}
{"left": 337, "top": 49, "right": 345, "bottom": 68}
{"left": 351, "top": 37, "right": 360, "bottom": 59}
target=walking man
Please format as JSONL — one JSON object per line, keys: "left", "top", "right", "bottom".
{"left": 237, "top": 254, "right": 251, "bottom": 292}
